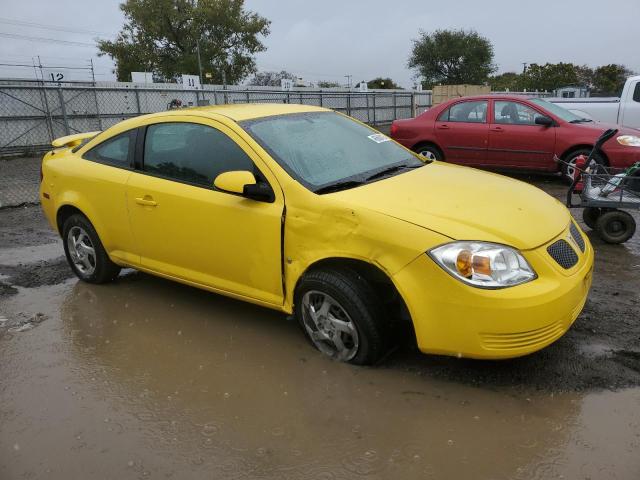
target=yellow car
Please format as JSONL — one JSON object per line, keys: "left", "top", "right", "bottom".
{"left": 40, "top": 104, "right": 593, "bottom": 364}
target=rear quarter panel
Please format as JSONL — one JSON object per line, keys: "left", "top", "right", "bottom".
{"left": 41, "top": 149, "right": 136, "bottom": 265}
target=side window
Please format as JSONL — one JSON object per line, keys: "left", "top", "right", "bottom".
{"left": 494, "top": 101, "right": 543, "bottom": 126}
{"left": 439, "top": 101, "right": 488, "bottom": 123}
{"left": 83, "top": 130, "right": 134, "bottom": 167}
{"left": 143, "top": 123, "right": 254, "bottom": 187}
{"left": 633, "top": 82, "right": 640, "bottom": 103}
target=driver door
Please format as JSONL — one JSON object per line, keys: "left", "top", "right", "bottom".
{"left": 126, "top": 117, "right": 284, "bottom": 306}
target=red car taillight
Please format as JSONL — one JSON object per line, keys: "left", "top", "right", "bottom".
{"left": 390, "top": 121, "right": 398, "bottom": 137}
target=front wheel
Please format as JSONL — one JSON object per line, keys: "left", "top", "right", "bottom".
{"left": 596, "top": 210, "right": 636, "bottom": 244}
{"left": 62, "top": 214, "right": 121, "bottom": 283}
{"left": 294, "top": 269, "right": 388, "bottom": 365}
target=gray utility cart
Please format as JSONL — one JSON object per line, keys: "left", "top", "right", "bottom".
{"left": 558, "top": 128, "right": 640, "bottom": 244}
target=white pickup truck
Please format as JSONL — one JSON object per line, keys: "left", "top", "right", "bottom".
{"left": 550, "top": 75, "right": 640, "bottom": 130}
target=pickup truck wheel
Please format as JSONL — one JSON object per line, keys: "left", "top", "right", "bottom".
{"left": 295, "top": 268, "right": 388, "bottom": 365}
{"left": 414, "top": 144, "right": 443, "bottom": 161}
{"left": 562, "top": 149, "right": 605, "bottom": 183}
{"left": 582, "top": 207, "right": 602, "bottom": 230}
{"left": 62, "top": 214, "right": 121, "bottom": 284}
{"left": 596, "top": 210, "right": 636, "bottom": 244}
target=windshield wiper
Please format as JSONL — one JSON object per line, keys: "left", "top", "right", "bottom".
{"left": 569, "top": 118, "right": 593, "bottom": 123}
{"left": 314, "top": 179, "right": 365, "bottom": 194}
{"left": 364, "top": 163, "right": 423, "bottom": 182}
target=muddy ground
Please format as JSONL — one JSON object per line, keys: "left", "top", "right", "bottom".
{"left": 1, "top": 173, "right": 639, "bottom": 479}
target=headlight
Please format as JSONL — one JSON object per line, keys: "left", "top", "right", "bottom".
{"left": 617, "top": 135, "right": 640, "bottom": 147}
{"left": 428, "top": 242, "right": 536, "bottom": 289}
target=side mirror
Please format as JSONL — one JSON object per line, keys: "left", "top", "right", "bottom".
{"left": 214, "top": 170, "right": 256, "bottom": 194}
{"left": 535, "top": 116, "right": 554, "bottom": 127}
{"left": 213, "top": 170, "right": 275, "bottom": 202}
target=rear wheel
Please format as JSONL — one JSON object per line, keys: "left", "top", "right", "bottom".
{"left": 596, "top": 210, "right": 636, "bottom": 244}
{"left": 582, "top": 207, "right": 602, "bottom": 230}
{"left": 414, "top": 144, "right": 443, "bottom": 161}
{"left": 62, "top": 214, "right": 121, "bottom": 283}
{"left": 295, "top": 268, "right": 388, "bottom": 365}
{"left": 562, "top": 149, "right": 605, "bottom": 183}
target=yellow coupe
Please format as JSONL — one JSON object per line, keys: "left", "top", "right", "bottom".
{"left": 40, "top": 104, "right": 593, "bottom": 364}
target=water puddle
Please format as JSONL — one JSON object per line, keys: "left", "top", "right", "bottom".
{"left": 1, "top": 275, "right": 639, "bottom": 479}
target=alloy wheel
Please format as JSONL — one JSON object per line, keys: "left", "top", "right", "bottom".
{"left": 301, "top": 290, "right": 359, "bottom": 361}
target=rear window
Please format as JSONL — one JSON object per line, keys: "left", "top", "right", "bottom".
{"left": 438, "top": 101, "right": 487, "bottom": 123}
{"left": 83, "top": 130, "right": 135, "bottom": 168}
{"left": 633, "top": 83, "right": 640, "bottom": 103}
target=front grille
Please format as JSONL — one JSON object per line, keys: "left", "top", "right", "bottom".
{"left": 569, "top": 222, "right": 585, "bottom": 252}
{"left": 480, "top": 320, "right": 565, "bottom": 351}
{"left": 547, "top": 239, "right": 579, "bottom": 269}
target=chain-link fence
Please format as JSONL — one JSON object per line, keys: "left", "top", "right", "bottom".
{"left": 0, "top": 81, "right": 432, "bottom": 208}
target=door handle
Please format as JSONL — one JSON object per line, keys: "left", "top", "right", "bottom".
{"left": 135, "top": 196, "right": 157, "bottom": 207}
{"left": 437, "top": 124, "right": 450, "bottom": 130}
{"left": 490, "top": 126, "right": 504, "bottom": 132}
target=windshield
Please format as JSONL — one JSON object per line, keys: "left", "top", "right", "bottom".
{"left": 242, "top": 112, "right": 424, "bottom": 192}
{"left": 529, "top": 98, "right": 585, "bottom": 122}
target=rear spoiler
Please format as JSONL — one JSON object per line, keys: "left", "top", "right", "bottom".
{"left": 51, "top": 131, "right": 101, "bottom": 149}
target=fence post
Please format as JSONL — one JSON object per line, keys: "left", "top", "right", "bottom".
{"left": 372, "top": 94, "right": 376, "bottom": 125}
{"left": 39, "top": 84, "right": 55, "bottom": 142}
{"left": 411, "top": 92, "right": 416, "bottom": 118}
{"left": 246, "top": 91, "right": 250, "bottom": 104}
{"left": 393, "top": 92, "right": 397, "bottom": 120}
{"left": 56, "top": 87, "right": 70, "bottom": 135}
{"left": 92, "top": 85, "right": 103, "bottom": 131}
{"left": 134, "top": 86, "right": 141, "bottom": 114}
{"left": 319, "top": 91, "right": 323, "bottom": 107}
{"left": 286, "top": 92, "right": 290, "bottom": 104}
{"left": 347, "top": 92, "right": 351, "bottom": 116}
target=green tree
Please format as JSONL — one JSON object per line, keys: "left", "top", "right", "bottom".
{"left": 408, "top": 29, "right": 496, "bottom": 86}
{"left": 487, "top": 72, "right": 524, "bottom": 91}
{"left": 591, "top": 64, "right": 634, "bottom": 96}
{"left": 366, "top": 77, "right": 400, "bottom": 89}
{"left": 248, "top": 70, "right": 295, "bottom": 87}
{"left": 521, "top": 63, "right": 578, "bottom": 91}
{"left": 98, "top": 0, "right": 270, "bottom": 83}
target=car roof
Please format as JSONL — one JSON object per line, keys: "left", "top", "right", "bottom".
{"left": 133, "top": 103, "right": 329, "bottom": 124}
{"left": 444, "top": 94, "right": 538, "bottom": 103}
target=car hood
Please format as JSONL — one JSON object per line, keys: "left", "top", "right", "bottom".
{"left": 574, "top": 120, "right": 639, "bottom": 136}
{"left": 330, "top": 162, "right": 570, "bottom": 250}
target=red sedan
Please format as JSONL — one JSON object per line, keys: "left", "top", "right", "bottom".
{"left": 390, "top": 95, "right": 640, "bottom": 179}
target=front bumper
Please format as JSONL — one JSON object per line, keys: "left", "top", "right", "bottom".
{"left": 393, "top": 222, "right": 594, "bottom": 359}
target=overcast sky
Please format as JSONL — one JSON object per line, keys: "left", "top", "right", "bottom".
{"left": 0, "top": 0, "right": 638, "bottom": 86}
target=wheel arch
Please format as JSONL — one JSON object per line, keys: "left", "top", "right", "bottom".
{"left": 293, "top": 256, "right": 413, "bottom": 327}
{"left": 412, "top": 140, "right": 443, "bottom": 157}
{"left": 56, "top": 204, "right": 89, "bottom": 235}
{"left": 560, "top": 144, "right": 610, "bottom": 170}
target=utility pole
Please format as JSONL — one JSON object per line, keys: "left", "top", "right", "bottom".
{"left": 192, "top": 0, "right": 203, "bottom": 84}
{"left": 522, "top": 62, "right": 528, "bottom": 74}
{"left": 344, "top": 74, "right": 352, "bottom": 89}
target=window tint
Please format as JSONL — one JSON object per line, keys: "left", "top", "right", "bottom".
{"left": 143, "top": 123, "right": 254, "bottom": 187}
{"left": 633, "top": 82, "right": 640, "bottom": 103}
{"left": 494, "top": 101, "right": 544, "bottom": 125}
{"left": 84, "top": 131, "right": 133, "bottom": 167}
{"left": 439, "top": 101, "right": 487, "bottom": 123}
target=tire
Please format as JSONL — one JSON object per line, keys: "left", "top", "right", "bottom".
{"left": 595, "top": 210, "right": 636, "bottom": 244}
{"left": 414, "top": 144, "right": 443, "bottom": 161}
{"left": 62, "top": 213, "right": 121, "bottom": 283}
{"left": 294, "top": 268, "right": 388, "bottom": 365}
{"left": 582, "top": 207, "right": 602, "bottom": 230}
{"left": 562, "top": 148, "right": 605, "bottom": 183}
